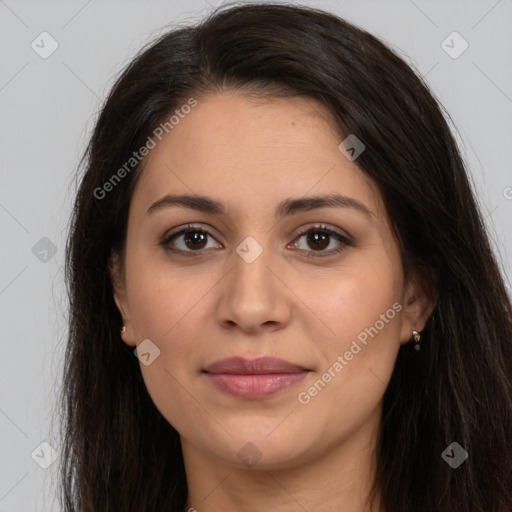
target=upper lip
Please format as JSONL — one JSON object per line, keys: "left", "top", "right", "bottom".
{"left": 203, "top": 356, "right": 309, "bottom": 374}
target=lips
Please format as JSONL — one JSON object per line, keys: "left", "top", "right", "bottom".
{"left": 202, "top": 356, "right": 311, "bottom": 399}
{"left": 203, "top": 356, "right": 309, "bottom": 374}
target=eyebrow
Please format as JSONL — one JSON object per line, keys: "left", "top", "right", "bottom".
{"left": 146, "top": 193, "right": 374, "bottom": 220}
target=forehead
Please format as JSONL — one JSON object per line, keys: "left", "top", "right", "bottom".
{"left": 130, "top": 91, "right": 383, "bottom": 220}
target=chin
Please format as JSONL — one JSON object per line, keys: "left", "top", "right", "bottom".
{"left": 209, "top": 432, "right": 309, "bottom": 470}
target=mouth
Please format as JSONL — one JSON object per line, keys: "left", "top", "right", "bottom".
{"left": 202, "top": 356, "right": 311, "bottom": 399}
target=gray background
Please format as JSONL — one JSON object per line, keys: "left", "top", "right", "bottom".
{"left": 0, "top": 0, "right": 511, "bottom": 510}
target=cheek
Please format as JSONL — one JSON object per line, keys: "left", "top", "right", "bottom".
{"left": 317, "top": 255, "right": 402, "bottom": 345}
{"left": 305, "top": 257, "right": 402, "bottom": 403}
{"left": 124, "top": 250, "right": 214, "bottom": 380}
{"left": 123, "top": 258, "right": 208, "bottom": 430}
{"left": 125, "top": 246, "right": 208, "bottom": 339}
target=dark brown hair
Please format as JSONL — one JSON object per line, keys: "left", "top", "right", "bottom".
{"left": 60, "top": 3, "right": 512, "bottom": 511}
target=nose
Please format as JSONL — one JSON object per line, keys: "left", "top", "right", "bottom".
{"left": 214, "top": 239, "right": 292, "bottom": 334}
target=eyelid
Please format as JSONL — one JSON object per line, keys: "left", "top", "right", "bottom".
{"left": 293, "top": 223, "right": 351, "bottom": 241}
{"left": 163, "top": 223, "right": 220, "bottom": 241}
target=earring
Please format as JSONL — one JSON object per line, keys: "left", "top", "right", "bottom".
{"left": 412, "top": 330, "right": 421, "bottom": 351}
{"left": 120, "top": 325, "right": 126, "bottom": 334}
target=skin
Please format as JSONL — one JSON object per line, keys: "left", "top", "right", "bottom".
{"left": 112, "top": 91, "right": 435, "bottom": 512}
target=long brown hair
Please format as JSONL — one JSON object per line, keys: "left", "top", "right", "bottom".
{"left": 60, "top": 3, "right": 512, "bottom": 511}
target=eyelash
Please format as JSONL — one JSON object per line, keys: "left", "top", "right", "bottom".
{"left": 160, "top": 223, "right": 352, "bottom": 259}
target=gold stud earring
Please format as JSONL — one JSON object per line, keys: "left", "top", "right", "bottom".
{"left": 412, "top": 330, "right": 421, "bottom": 351}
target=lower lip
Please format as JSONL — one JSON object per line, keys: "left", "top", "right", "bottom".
{"left": 204, "top": 372, "right": 309, "bottom": 399}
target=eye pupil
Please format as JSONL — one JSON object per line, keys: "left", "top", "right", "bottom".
{"left": 185, "top": 231, "right": 207, "bottom": 249}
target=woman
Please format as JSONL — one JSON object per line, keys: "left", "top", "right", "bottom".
{"left": 60, "top": 3, "right": 512, "bottom": 511}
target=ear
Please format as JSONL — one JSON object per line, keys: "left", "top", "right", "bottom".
{"left": 109, "top": 250, "right": 136, "bottom": 347}
{"left": 399, "top": 270, "right": 436, "bottom": 345}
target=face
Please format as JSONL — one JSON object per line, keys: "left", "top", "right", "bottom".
{"left": 112, "top": 91, "right": 432, "bottom": 471}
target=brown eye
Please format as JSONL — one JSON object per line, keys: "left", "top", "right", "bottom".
{"left": 161, "top": 225, "right": 222, "bottom": 256}
{"left": 182, "top": 230, "right": 208, "bottom": 250}
{"left": 305, "top": 231, "right": 330, "bottom": 251}
{"left": 290, "top": 224, "right": 352, "bottom": 258}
